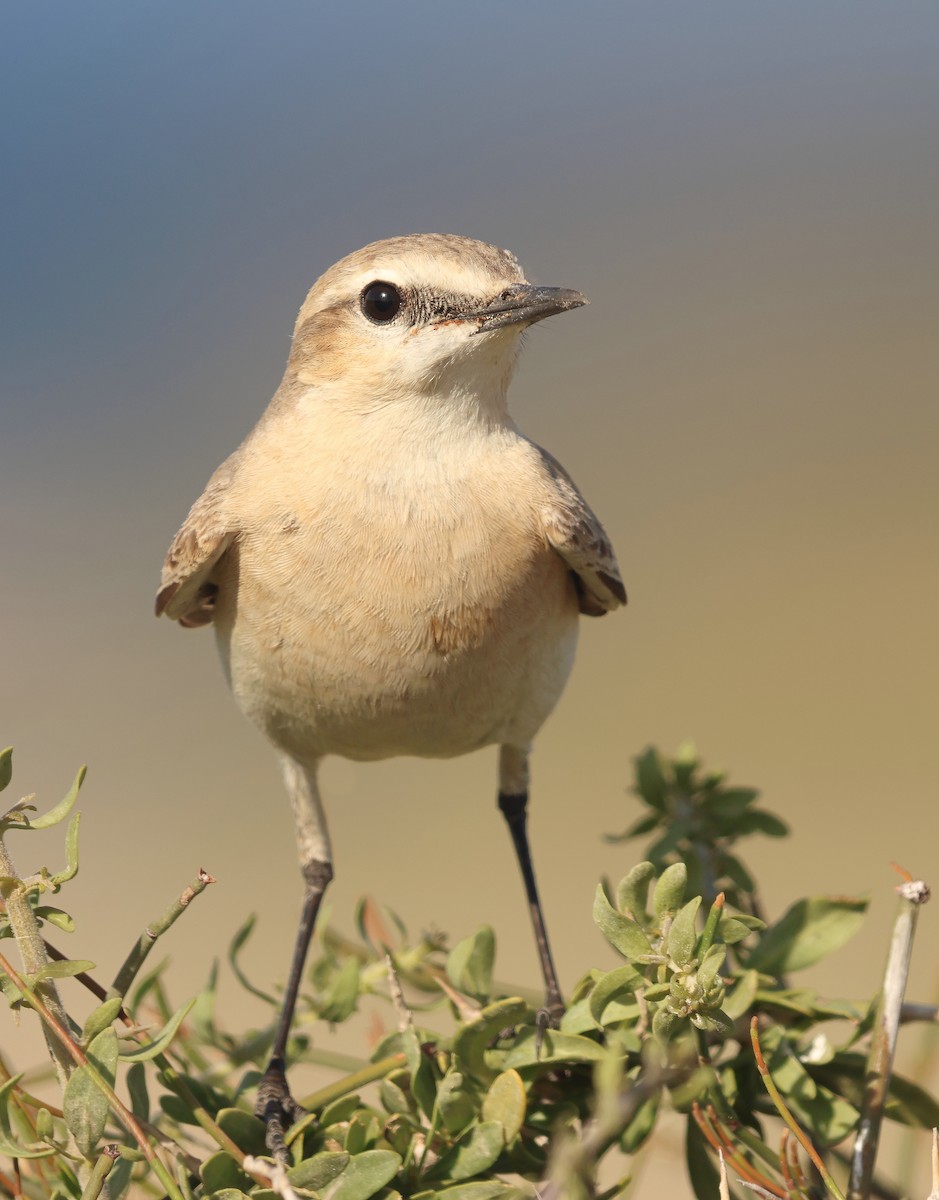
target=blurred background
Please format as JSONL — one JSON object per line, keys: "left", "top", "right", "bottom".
{"left": 2, "top": 3, "right": 938, "bottom": 1193}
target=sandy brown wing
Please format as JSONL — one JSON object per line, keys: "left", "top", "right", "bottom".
{"left": 155, "top": 464, "right": 236, "bottom": 628}
{"left": 536, "top": 447, "right": 626, "bottom": 617}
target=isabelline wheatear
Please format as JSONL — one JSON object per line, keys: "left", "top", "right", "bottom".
{"left": 156, "top": 233, "right": 625, "bottom": 1160}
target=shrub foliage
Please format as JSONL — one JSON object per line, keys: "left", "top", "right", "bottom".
{"left": 0, "top": 743, "right": 934, "bottom": 1199}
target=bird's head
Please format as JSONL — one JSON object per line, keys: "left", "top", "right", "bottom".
{"left": 287, "top": 234, "right": 586, "bottom": 419}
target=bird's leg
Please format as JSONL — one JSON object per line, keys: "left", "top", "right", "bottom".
{"left": 497, "top": 745, "right": 564, "bottom": 1022}
{"left": 256, "top": 758, "right": 333, "bottom": 1165}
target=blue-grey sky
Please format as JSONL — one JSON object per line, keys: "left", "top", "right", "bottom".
{"left": 3, "top": 6, "right": 939, "bottom": 1188}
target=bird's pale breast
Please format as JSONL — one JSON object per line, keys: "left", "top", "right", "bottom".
{"left": 211, "top": 438, "right": 579, "bottom": 766}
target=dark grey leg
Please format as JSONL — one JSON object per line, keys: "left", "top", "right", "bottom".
{"left": 498, "top": 745, "right": 564, "bottom": 1018}
{"left": 256, "top": 758, "right": 333, "bottom": 1164}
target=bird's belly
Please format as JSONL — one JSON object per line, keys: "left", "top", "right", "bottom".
{"left": 213, "top": 523, "right": 579, "bottom": 764}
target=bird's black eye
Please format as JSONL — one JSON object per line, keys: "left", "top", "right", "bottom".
{"left": 361, "top": 281, "right": 402, "bottom": 323}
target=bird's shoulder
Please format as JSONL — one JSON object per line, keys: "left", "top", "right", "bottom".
{"left": 518, "top": 438, "right": 626, "bottom": 616}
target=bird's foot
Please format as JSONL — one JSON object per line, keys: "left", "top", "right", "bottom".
{"left": 255, "top": 1055, "right": 307, "bottom": 1165}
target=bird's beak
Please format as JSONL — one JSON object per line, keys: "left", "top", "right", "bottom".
{"left": 463, "top": 284, "right": 588, "bottom": 335}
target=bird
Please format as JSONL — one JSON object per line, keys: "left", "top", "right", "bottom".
{"left": 156, "top": 233, "right": 625, "bottom": 1161}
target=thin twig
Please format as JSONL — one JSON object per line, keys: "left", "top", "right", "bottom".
{"left": 848, "top": 871, "right": 930, "bottom": 1200}
{"left": 110, "top": 868, "right": 216, "bottom": 999}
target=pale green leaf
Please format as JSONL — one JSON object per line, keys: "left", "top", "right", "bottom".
{"left": 200, "top": 1150, "right": 252, "bottom": 1192}
{"left": 593, "top": 886, "right": 652, "bottom": 960}
{"left": 82, "top": 997, "right": 123, "bottom": 1044}
{"left": 118, "top": 997, "right": 195, "bottom": 1062}
{"left": 425, "top": 1120, "right": 504, "bottom": 1182}
{"left": 63, "top": 1028, "right": 118, "bottom": 1158}
{"left": 28, "top": 766, "right": 86, "bottom": 831}
{"left": 748, "top": 896, "right": 867, "bottom": 974}
{"left": 615, "top": 862, "right": 655, "bottom": 922}
{"left": 288, "top": 1149, "right": 350, "bottom": 1189}
{"left": 50, "top": 813, "right": 81, "bottom": 887}
{"left": 33, "top": 906, "right": 76, "bottom": 933}
{"left": 588, "top": 965, "right": 644, "bottom": 1025}
{"left": 447, "top": 926, "right": 495, "bottom": 1000}
{"left": 481, "top": 1069, "right": 525, "bottom": 1142}
{"left": 323, "top": 1149, "right": 400, "bottom": 1199}
{"left": 665, "top": 896, "right": 701, "bottom": 966}
{"left": 652, "top": 862, "right": 687, "bottom": 919}
{"left": 29, "top": 958, "right": 95, "bottom": 985}
{"left": 502, "top": 1028, "right": 607, "bottom": 1069}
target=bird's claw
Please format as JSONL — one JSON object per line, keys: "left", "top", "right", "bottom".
{"left": 534, "top": 1001, "right": 563, "bottom": 1058}
{"left": 255, "top": 1056, "right": 307, "bottom": 1165}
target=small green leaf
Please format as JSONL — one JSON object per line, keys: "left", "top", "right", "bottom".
{"left": 425, "top": 1120, "right": 504, "bottom": 1182}
{"left": 200, "top": 1150, "right": 252, "bottom": 1192}
{"left": 227, "top": 915, "right": 276, "bottom": 1004}
{"left": 49, "top": 812, "right": 81, "bottom": 887}
{"left": 615, "top": 862, "right": 655, "bottom": 920}
{"left": 435, "top": 1185, "right": 526, "bottom": 1200}
{"left": 723, "top": 970, "right": 759, "bottom": 1020}
{"left": 28, "top": 766, "right": 86, "bottom": 831}
{"left": 0, "top": 1136, "right": 57, "bottom": 1160}
{"left": 606, "top": 812, "right": 660, "bottom": 842}
{"left": 699, "top": 788, "right": 759, "bottom": 818}
{"left": 588, "top": 965, "right": 644, "bottom": 1025}
{"left": 653, "top": 863, "right": 687, "bottom": 919}
{"left": 119, "top": 997, "right": 195, "bottom": 1062}
{"left": 593, "top": 886, "right": 652, "bottom": 960}
{"left": 665, "top": 896, "right": 701, "bottom": 967}
{"left": 748, "top": 896, "right": 867, "bottom": 974}
{"left": 481, "top": 1069, "right": 525, "bottom": 1142}
{"left": 82, "top": 997, "right": 123, "bottom": 1044}
{"left": 319, "top": 1093, "right": 363, "bottom": 1127}
{"left": 287, "top": 1150, "right": 350, "bottom": 1189}
{"left": 691, "top": 1008, "right": 734, "bottom": 1035}
{"left": 28, "top": 958, "right": 96, "bottom": 985}
{"left": 345, "top": 1110, "right": 381, "bottom": 1154}
{"left": 318, "top": 956, "right": 361, "bottom": 1023}
{"left": 502, "top": 1029, "right": 607, "bottom": 1069}
{"left": 126, "top": 1062, "right": 149, "bottom": 1123}
{"left": 63, "top": 1028, "right": 118, "bottom": 1158}
{"left": 717, "top": 916, "right": 757, "bottom": 945}
{"left": 696, "top": 944, "right": 726, "bottom": 992}
{"left": 634, "top": 747, "right": 668, "bottom": 809}
{"left": 33, "top": 906, "right": 76, "bottom": 933}
{"left": 324, "top": 1149, "right": 400, "bottom": 1199}
{"left": 215, "top": 1107, "right": 267, "bottom": 1156}
{"left": 373, "top": 1026, "right": 436, "bottom": 1118}
{"left": 732, "top": 810, "right": 790, "bottom": 838}
{"left": 0, "top": 1073, "right": 24, "bottom": 1139}
{"left": 436, "top": 1070, "right": 477, "bottom": 1135}
{"left": 0, "top": 749, "right": 12, "bottom": 793}
{"left": 447, "top": 926, "right": 495, "bottom": 1000}
{"left": 379, "top": 1077, "right": 412, "bottom": 1116}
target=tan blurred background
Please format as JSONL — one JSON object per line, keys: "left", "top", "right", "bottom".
{"left": 2, "top": 3, "right": 938, "bottom": 1193}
